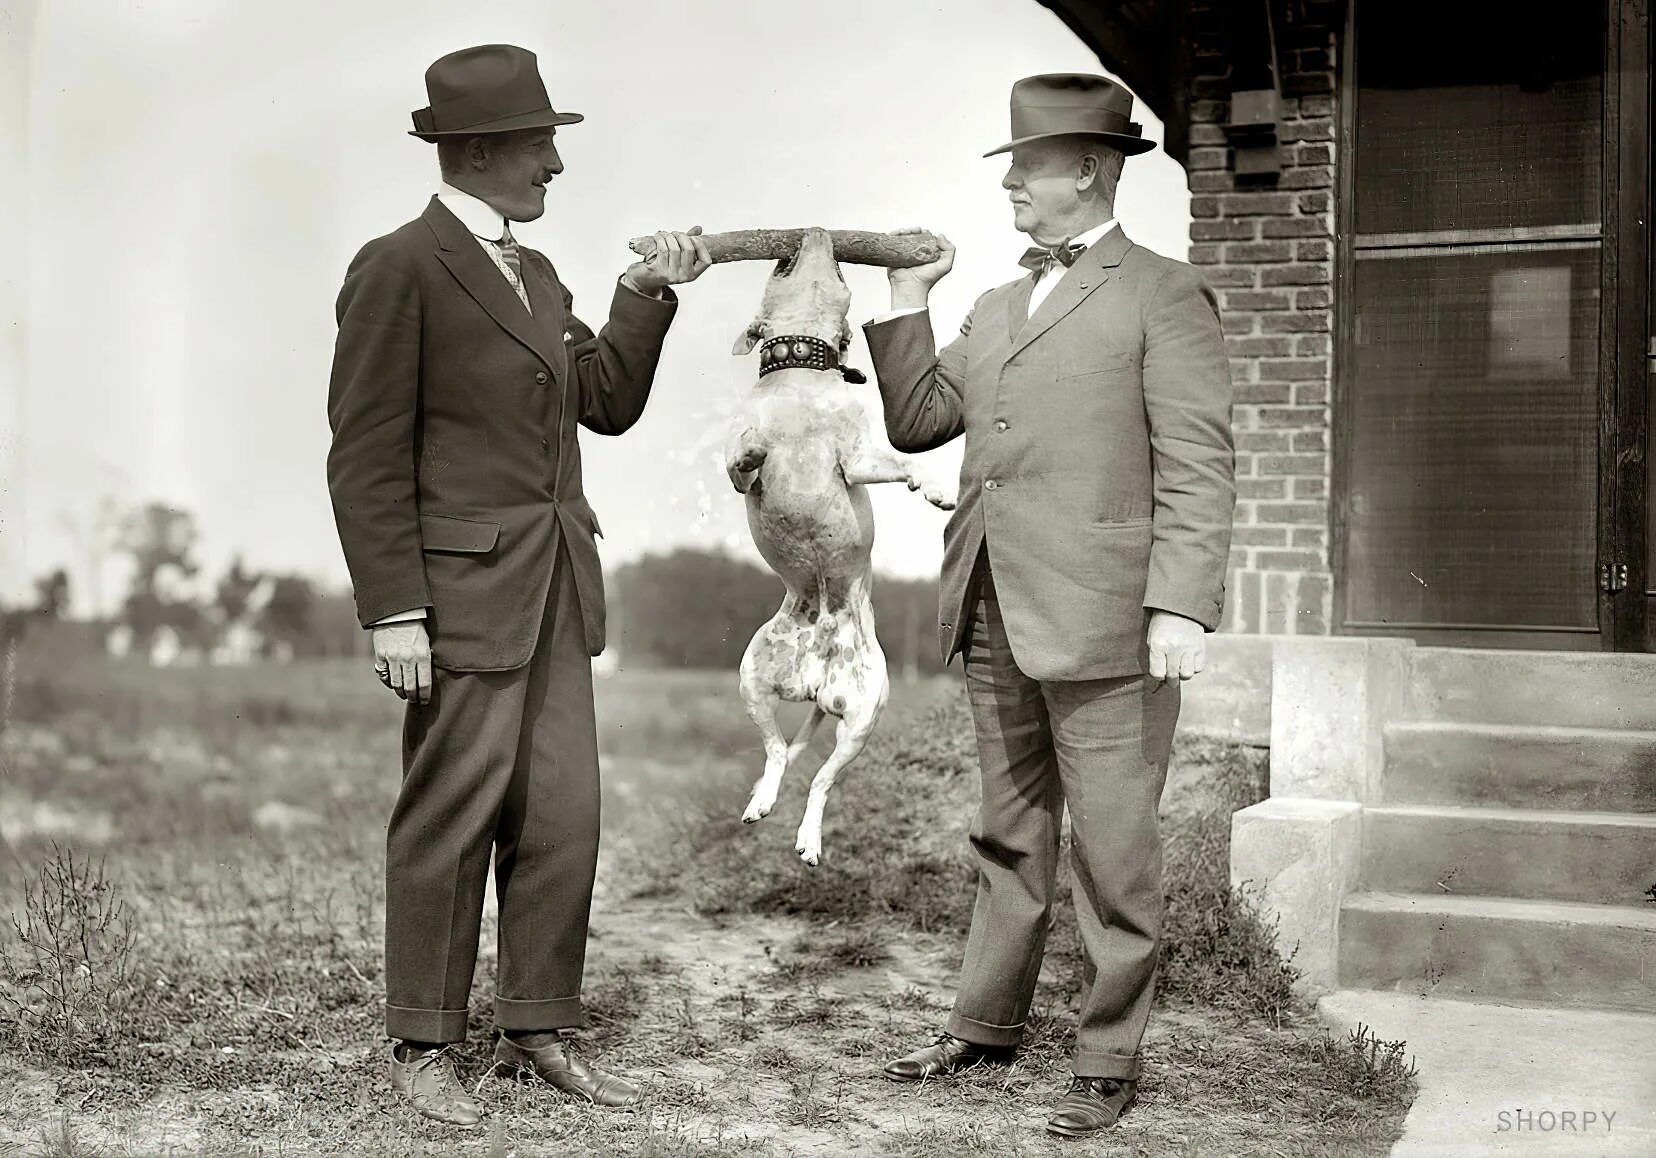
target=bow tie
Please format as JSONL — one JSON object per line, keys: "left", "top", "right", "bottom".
{"left": 1019, "top": 241, "right": 1087, "bottom": 275}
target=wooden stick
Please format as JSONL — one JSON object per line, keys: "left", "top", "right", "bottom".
{"left": 626, "top": 229, "right": 942, "bottom": 268}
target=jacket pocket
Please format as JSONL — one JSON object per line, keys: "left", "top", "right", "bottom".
{"left": 1059, "top": 349, "right": 1139, "bottom": 380}
{"left": 420, "top": 514, "right": 501, "bottom": 553}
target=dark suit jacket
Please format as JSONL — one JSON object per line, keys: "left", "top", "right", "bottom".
{"left": 326, "top": 197, "right": 677, "bottom": 671}
{"left": 864, "top": 229, "right": 1235, "bottom": 681}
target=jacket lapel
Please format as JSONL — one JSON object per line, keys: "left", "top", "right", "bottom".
{"left": 1006, "top": 228, "right": 1133, "bottom": 362}
{"left": 1007, "top": 273, "right": 1037, "bottom": 339}
{"left": 521, "top": 256, "right": 568, "bottom": 381}
{"left": 424, "top": 197, "right": 562, "bottom": 372}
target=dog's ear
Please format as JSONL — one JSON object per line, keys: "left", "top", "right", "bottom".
{"left": 732, "top": 320, "right": 764, "bottom": 355}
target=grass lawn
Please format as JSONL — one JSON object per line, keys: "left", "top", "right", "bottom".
{"left": 0, "top": 650, "right": 1414, "bottom": 1155}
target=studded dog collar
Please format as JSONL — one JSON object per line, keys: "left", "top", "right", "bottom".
{"left": 758, "top": 335, "right": 866, "bottom": 384}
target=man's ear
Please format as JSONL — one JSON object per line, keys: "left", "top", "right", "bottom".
{"left": 1075, "top": 151, "right": 1099, "bottom": 192}
{"left": 732, "top": 320, "right": 764, "bottom": 355}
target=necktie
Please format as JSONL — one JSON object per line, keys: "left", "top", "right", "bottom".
{"left": 496, "top": 225, "right": 524, "bottom": 292}
{"left": 1018, "top": 241, "right": 1086, "bottom": 277}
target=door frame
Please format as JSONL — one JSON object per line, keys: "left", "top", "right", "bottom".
{"left": 1608, "top": 0, "right": 1650, "bottom": 650}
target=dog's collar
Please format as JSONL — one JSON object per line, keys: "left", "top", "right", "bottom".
{"left": 758, "top": 335, "right": 866, "bottom": 384}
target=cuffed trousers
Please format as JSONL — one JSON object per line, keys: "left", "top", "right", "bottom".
{"left": 384, "top": 539, "right": 599, "bottom": 1042}
{"left": 945, "top": 563, "right": 1179, "bottom": 1080}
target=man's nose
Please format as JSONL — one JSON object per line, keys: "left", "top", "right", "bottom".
{"left": 1001, "top": 166, "right": 1019, "bottom": 190}
{"left": 545, "top": 143, "right": 563, "bottom": 175}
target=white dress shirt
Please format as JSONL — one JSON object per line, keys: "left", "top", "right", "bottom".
{"left": 870, "top": 218, "right": 1119, "bottom": 326}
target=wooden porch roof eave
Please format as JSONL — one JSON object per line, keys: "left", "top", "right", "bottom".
{"left": 1034, "top": 0, "right": 1193, "bottom": 168}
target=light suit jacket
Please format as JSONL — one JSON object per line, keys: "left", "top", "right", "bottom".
{"left": 863, "top": 228, "right": 1235, "bottom": 681}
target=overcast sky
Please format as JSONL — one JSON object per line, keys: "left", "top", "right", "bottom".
{"left": 8, "top": 0, "right": 1191, "bottom": 615}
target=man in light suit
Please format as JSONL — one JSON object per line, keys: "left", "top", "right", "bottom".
{"left": 326, "top": 44, "right": 709, "bottom": 1126}
{"left": 869, "top": 74, "right": 1235, "bottom": 1137}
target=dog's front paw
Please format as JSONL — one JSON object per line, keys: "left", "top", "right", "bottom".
{"left": 742, "top": 791, "right": 776, "bottom": 824}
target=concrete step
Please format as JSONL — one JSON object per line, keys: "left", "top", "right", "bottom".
{"left": 1408, "top": 646, "right": 1656, "bottom": 730}
{"left": 1362, "top": 805, "right": 1656, "bottom": 906}
{"left": 1339, "top": 891, "right": 1656, "bottom": 1014}
{"left": 1383, "top": 721, "right": 1656, "bottom": 812}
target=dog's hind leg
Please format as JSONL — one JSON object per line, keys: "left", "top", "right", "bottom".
{"left": 795, "top": 609, "right": 891, "bottom": 866}
{"left": 738, "top": 604, "right": 813, "bottom": 823}
{"left": 794, "top": 685, "right": 886, "bottom": 866}
{"left": 787, "top": 703, "right": 828, "bottom": 767}
{"left": 739, "top": 681, "right": 790, "bottom": 824}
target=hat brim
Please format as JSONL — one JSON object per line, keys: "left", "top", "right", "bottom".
{"left": 410, "top": 107, "right": 584, "bottom": 142}
{"left": 983, "top": 130, "right": 1155, "bottom": 158}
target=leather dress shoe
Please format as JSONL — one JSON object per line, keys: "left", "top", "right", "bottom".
{"left": 390, "top": 1043, "right": 484, "bottom": 1127}
{"left": 493, "top": 1033, "right": 641, "bottom": 1107}
{"left": 882, "top": 1033, "right": 1011, "bottom": 1082}
{"left": 1046, "top": 1076, "right": 1138, "bottom": 1136}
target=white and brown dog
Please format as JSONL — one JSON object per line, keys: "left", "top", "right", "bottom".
{"left": 725, "top": 227, "right": 955, "bottom": 865}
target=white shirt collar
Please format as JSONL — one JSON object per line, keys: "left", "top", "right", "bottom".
{"left": 436, "top": 182, "right": 509, "bottom": 243}
{"left": 1068, "top": 218, "right": 1118, "bottom": 250}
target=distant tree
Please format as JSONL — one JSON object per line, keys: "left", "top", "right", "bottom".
{"left": 114, "top": 503, "right": 202, "bottom": 653}
{"left": 258, "top": 575, "right": 318, "bottom": 658}
{"left": 31, "top": 569, "right": 70, "bottom": 620}
{"left": 616, "top": 548, "right": 783, "bottom": 668}
{"left": 311, "top": 590, "right": 372, "bottom": 658}
{"left": 613, "top": 548, "right": 943, "bottom": 675}
{"left": 216, "top": 557, "right": 262, "bottom": 625}
{"left": 870, "top": 575, "right": 945, "bottom": 679}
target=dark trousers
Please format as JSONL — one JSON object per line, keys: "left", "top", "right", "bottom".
{"left": 946, "top": 563, "right": 1179, "bottom": 1080}
{"left": 383, "top": 539, "right": 600, "bottom": 1043}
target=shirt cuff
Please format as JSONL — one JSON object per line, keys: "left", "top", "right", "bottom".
{"left": 868, "top": 306, "right": 927, "bottom": 325}
{"left": 618, "top": 273, "right": 666, "bottom": 300}
{"left": 368, "top": 608, "right": 427, "bottom": 627}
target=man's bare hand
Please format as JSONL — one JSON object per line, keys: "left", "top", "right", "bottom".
{"left": 1146, "top": 610, "right": 1206, "bottom": 686}
{"left": 373, "top": 621, "right": 433, "bottom": 705}
{"left": 625, "top": 226, "right": 712, "bottom": 294}
{"left": 887, "top": 226, "right": 955, "bottom": 310}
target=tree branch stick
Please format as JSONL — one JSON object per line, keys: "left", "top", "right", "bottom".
{"left": 626, "top": 229, "right": 941, "bottom": 268}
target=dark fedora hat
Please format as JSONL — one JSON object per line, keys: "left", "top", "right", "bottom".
{"left": 409, "top": 44, "right": 584, "bottom": 142}
{"left": 984, "top": 73, "right": 1154, "bottom": 157}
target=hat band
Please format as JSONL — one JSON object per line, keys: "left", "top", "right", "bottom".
{"left": 1009, "top": 103, "right": 1141, "bottom": 142}
{"left": 424, "top": 86, "right": 553, "bottom": 133}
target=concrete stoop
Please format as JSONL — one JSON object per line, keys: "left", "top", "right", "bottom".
{"left": 1319, "top": 990, "right": 1656, "bottom": 1157}
{"left": 1232, "top": 640, "right": 1656, "bottom": 1014}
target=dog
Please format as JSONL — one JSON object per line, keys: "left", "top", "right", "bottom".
{"left": 725, "top": 227, "right": 955, "bottom": 866}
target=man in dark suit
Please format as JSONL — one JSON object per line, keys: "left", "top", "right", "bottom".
{"left": 325, "top": 44, "right": 709, "bottom": 1126}
{"left": 868, "top": 75, "right": 1235, "bottom": 1137}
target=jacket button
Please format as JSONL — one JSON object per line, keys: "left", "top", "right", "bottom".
{"left": 984, "top": 479, "right": 999, "bottom": 490}
{"left": 535, "top": 371, "right": 549, "bottom": 385}
{"left": 994, "top": 420, "right": 1008, "bottom": 432}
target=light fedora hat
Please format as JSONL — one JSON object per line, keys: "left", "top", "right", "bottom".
{"left": 409, "top": 44, "right": 584, "bottom": 142}
{"left": 984, "top": 73, "right": 1154, "bottom": 157}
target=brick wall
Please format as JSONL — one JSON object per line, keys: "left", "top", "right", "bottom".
{"left": 1185, "top": 1, "right": 1342, "bottom": 635}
